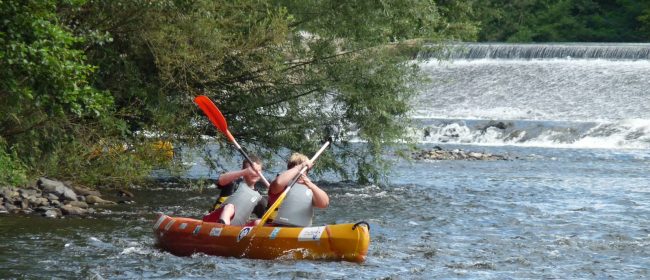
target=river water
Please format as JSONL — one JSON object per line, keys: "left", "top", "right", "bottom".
{"left": 2, "top": 43, "right": 650, "bottom": 279}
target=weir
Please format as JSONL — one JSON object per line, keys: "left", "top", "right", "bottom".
{"left": 414, "top": 43, "right": 650, "bottom": 149}
{"left": 420, "top": 43, "right": 650, "bottom": 60}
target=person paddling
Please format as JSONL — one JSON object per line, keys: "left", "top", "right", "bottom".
{"left": 203, "top": 156, "right": 267, "bottom": 225}
{"left": 265, "top": 153, "right": 329, "bottom": 227}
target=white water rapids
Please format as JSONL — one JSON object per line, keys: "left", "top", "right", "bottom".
{"left": 413, "top": 45, "right": 650, "bottom": 150}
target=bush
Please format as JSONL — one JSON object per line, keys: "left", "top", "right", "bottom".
{"left": 0, "top": 139, "right": 28, "bottom": 186}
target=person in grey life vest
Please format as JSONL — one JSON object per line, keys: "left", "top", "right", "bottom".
{"left": 203, "top": 155, "right": 267, "bottom": 225}
{"left": 266, "top": 153, "right": 329, "bottom": 227}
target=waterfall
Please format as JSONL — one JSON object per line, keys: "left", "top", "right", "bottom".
{"left": 413, "top": 43, "right": 650, "bottom": 149}
{"left": 420, "top": 43, "right": 650, "bottom": 60}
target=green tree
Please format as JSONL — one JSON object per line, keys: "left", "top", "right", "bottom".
{"left": 472, "top": 0, "right": 650, "bottom": 42}
{"left": 0, "top": 0, "right": 107, "bottom": 183}
{"left": 1, "top": 0, "right": 170, "bottom": 186}
{"left": 638, "top": 6, "right": 650, "bottom": 38}
{"left": 70, "top": 0, "right": 477, "bottom": 183}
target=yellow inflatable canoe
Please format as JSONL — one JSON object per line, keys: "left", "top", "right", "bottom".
{"left": 153, "top": 214, "right": 370, "bottom": 263}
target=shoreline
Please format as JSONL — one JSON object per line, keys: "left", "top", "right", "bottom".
{"left": 0, "top": 178, "right": 131, "bottom": 218}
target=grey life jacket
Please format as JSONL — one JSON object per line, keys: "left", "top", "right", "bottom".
{"left": 275, "top": 183, "right": 314, "bottom": 227}
{"left": 221, "top": 182, "right": 262, "bottom": 226}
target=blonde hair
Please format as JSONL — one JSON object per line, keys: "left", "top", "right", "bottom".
{"left": 287, "top": 153, "right": 309, "bottom": 169}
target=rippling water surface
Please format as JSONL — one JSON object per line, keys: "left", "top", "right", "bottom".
{"left": 3, "top": 44, "right": 650, "bottom": 279}
{"left": 1, "top": 145, "right": 649, "bottom": 279}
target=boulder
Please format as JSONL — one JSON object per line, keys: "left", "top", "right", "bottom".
{"left": 468, "top": 152, "right": 484, "bottom": 160}
{"left": 61, "top": 204, "right": 88, "bottom": 215}
{"left": 43, "top": 209, "right": 62, "bottom": 219}
{"left": 38, "top": 178, "right": 77, "bottom": 202}
{"left": 86, "top": 195, "right": 116, "bottom": 205}
{"left": 4, "top": 202, "right": 19, "bottom": 213}
{"left": 424, "top": 127, "right": 431, "bottom": 137}
{"left": 505, "top": 130, "right": 525, "bottom": 141}
{"left": 69, "top": 184, "right": 101, "bottom": 197}
{"left": 1, "top": 188, "right": 19, "bottom": 201}
{"left": 19, "top": 188, "right": 40, "bottom": 199}
{"left": 28, "top": 197, "right": 49, "bottom": 207}
{"left": 67, "top": 201, "right": 89, "bottom": 209}
{"left": 482, "top": 121, "right": 509, "bottom": 131}
{"left": 46, "top": 193, "right": 60, "bottom": 202}
{"left": 19, "top": 198, "right": 29, "bottom": 209}
{"left": 0, "top": 204, "right": 6, "bottom": 214}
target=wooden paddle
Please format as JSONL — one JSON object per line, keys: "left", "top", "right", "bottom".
{"left": 256, "top": 141, "right": 330, "bottom": 227}
{"left": 193, "top": 95, "right": 270, "bottom": 187}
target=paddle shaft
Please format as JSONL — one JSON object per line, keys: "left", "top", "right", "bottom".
{"left": 194, "top": 95, "right": 270, "bottom": 187}
{"left": 256, "top": 141, "right": 330, "bottom": 227}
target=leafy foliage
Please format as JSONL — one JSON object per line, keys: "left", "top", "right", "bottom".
{"left": 1, "top": 0, "right": 478, "bottom": 185}
{"left": 4, "top": 0, "right": 647, "bottom": 187}
{"left": 66, "top": 0, "right": 476, "bottom": 183}
{"left": 0, "top": 139, "right": 27, "bottom": 186}
{"left": 472, "top": 0, "right": 650, "bottom": 42}
{"left": 0, "top": 0, "right": 171, "bottom": 186}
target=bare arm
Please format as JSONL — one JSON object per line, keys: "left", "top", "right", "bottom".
{"left": 301, "top": 175, "right": 329, "bottom": 208}
{"left": 217, "top": 168, "right": 249, "bottom": 186}
{"left": 269, "top": 162, "right": 312, "bottom": 195}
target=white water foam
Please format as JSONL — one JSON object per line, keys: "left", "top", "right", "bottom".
{"left": 418, "top": 119, "right": 650, "bottom": 150}
{"left": 415, "top": 59, "right": 650, "bottom": 123}
{"left": 413, "top": 107, "right": 544, "bottom": 121}
{"left": 410, "top": 54, "right": 650, "bottom": 151}
{"left": 120, "top": 246, "right": 150, "bottom": 255}
{"left": 565, "top": 119, "right": 650, "bottom": 149}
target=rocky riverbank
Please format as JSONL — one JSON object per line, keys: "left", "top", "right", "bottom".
{"left": 412, "top": 146, "right": 509, "bottom": 161}
{"left": 0, "top": 178, "right": 120, "bottom": 218}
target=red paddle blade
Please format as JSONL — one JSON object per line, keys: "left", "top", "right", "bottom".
{"left": 194, "top": 95, "right": 235, "bottom": 142}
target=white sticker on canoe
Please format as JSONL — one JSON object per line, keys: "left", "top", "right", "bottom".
{"left": 298, "top": 226, "right": 325, "bottom": 242}
{"left": 237, "top": 227, "right": 252, "bottom": 242}
{"left": 153, "top": 215, "right": 166, "bottom": 230}
{"left": 179, "top": 223, "right": 188, "bottom": 230}
{"left": 164, "top": 220, "right": 175, "bottom": 231}
{"left": 209, "top": 227, "right": 223, "bottom": 237}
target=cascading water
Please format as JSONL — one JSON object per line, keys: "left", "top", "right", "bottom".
{"left": 414, "top": 43, "right": 650, "bottom": 149}
{"left": 420, "top": 43, "right": 650, "bottom": 60}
